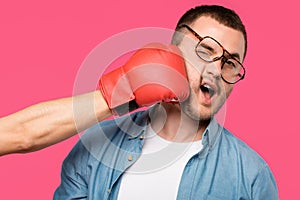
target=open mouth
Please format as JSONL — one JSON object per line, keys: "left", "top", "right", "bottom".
{"left": 200, "top": 83, "right": 215, "bottom": 99}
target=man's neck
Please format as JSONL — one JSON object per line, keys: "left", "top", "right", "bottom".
{"left": 149, "top": 103, "right": 210, "bottom": 143}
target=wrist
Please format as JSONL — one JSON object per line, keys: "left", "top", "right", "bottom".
{"left": 93, "top": 90, "right": 113, "bottom": 120}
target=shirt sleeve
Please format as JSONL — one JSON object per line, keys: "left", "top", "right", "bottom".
{"left": 252, "top": 164, "right": 279, "bottom": 200}
{"left": 53, "top": 140, "right": 89, "bottom": 199}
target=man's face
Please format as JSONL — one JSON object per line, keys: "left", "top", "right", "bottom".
{"left": 178, "top": 16, "right": 245, "bottom": 121}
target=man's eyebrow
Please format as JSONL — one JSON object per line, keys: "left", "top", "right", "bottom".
{"left": 230, "top": 52, "right": 241, "bottom": 61}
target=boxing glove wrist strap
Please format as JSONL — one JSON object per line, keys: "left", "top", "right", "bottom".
{"left": 112, "top": 99, "right": 140, "bottom": 116}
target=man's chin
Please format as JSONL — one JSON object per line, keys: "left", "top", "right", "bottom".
{"left": 181, "top": 101, "right": 214, "bottom": 122}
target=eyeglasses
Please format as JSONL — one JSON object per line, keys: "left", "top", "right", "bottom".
{"left": 179, "top": 24, "right": 246, "bottom": 84}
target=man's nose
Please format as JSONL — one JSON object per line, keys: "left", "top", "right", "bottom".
{"left": 203, "top": 60, "right": 222, "bottom": 79}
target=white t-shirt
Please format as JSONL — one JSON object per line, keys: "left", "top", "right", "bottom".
{"left": 117, "top": 125, "right": 203, "bottom": 200}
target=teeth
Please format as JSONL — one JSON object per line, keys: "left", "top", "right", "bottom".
{"left": 203, "top": 84, "right": 211, "bottom": 89}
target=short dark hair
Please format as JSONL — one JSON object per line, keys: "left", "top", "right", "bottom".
{"left": 172, "top": 5, "right": 247, "bottom": 59}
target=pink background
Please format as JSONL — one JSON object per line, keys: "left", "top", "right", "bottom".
{"left": 0, "top": 0, "right": 299, "bottom": 199}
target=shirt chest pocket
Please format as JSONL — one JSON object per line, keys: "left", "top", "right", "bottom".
{"left": 206, "top": 195, "right": 225, "bottom": 200}
{"left": 206, "top": 194, "right": 248, "bottom": 200}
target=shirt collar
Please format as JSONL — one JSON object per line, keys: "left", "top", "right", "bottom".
{"left": 199, "top": 118, "right": 223, "bottom": 157}
{"left": 123, "top": 107, "right": 223, "bottom": 154}
{"left": 121, "top": 109, "right": 150, "bottom": 140}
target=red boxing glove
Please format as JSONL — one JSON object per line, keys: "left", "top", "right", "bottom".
{"left": 99, "top": 43, "right": 189, "bottom": 115}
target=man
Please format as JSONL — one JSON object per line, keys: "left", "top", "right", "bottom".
{"left": 54, "top": 5, "right": 278, "bottom": 200}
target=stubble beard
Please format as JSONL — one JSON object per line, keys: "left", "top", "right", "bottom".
{"left": 181, "top": 90, "right": 226, "bottom": 126}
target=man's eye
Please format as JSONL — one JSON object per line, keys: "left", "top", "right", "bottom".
{"left": 226, "top": 60, "right": 236, "bottom": 68}
{"left": 196, "top": 49, "right": 213, "bottom": 61}
{"left": 197, "top": 50, "right": 211, "bottom": 56}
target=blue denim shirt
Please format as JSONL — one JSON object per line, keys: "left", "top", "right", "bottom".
{"left": 54, "top": 109, "right": 278, "bottom": 200}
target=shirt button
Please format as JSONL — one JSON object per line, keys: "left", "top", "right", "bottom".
{"left": 127, "top": 155, "right": 133, "bottom": 161}
{"left": 107, "top": 188, "right": 111, "bottom": 193}
{"left": 139, "top": 135, "right": 145, "bottom": 140}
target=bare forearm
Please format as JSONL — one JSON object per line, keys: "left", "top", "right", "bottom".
{"left": 0, "top": 90, "right": 111, "bottom": 156}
